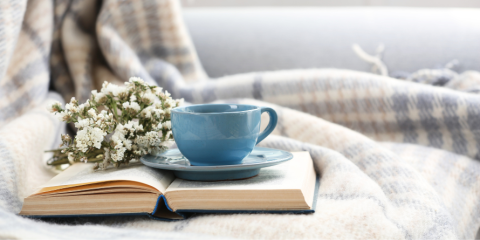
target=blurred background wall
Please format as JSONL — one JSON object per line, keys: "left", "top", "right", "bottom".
{"left": 180, "top": 0, "right": 480, "bottom": 8}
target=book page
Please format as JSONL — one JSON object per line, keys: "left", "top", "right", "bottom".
{"left": 166, "top": 152, "right": 311, "bottom": 191}
{"left": 37, "top": 163, "right": 174, "bottom": 194}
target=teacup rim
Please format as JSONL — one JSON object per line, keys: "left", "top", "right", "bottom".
{"left": 171, "top": 103, "right": 260, "bottom": 115}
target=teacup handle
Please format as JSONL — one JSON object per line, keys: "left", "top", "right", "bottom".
{"left": 256, "top": 107, "right": 278, "bottom": 145}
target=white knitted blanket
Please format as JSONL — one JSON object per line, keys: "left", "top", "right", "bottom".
{"left": 1, "top": 1, "right": 480, "bottom": 239}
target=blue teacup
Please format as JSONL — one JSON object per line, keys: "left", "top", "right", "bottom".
{"left": 171, "top": 104, "right": 277, "bottom": 166}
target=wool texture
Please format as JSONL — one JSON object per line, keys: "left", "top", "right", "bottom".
{"left": 1, "top": 0, "right": 480, "bottom": 239}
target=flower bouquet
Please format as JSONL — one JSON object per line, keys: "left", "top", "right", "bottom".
{"left": 47, "top": 77, "right": 183, "bottom": 170}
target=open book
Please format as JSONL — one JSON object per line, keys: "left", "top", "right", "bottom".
{"left": 20, "top": 152, "right": 318, "bottom": 220}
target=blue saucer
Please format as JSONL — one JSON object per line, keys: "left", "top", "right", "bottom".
{"left": 140, "top": 147, "right": 293, "bottom": 181}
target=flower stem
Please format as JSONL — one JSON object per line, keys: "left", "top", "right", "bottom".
{"left": 111, "top": 101, "right": 121, "bottom": 123}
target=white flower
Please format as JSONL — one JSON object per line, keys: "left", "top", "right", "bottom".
{"left": 98, "top": 110, "right": 114, "bottom": 122}
{"left": 134, "top": 131, "right": 162, "bottom": 154}
{"left": 141, "top": 93, "right": 156, "bottom": 104}
{"left": 98, "top": 110, "right": 108, "bottom": 119}
{"left": 134, "top": 122, "right": 144, "bottom": 131}
{"left": 78, "top": 104, "right": 86, "bottom": 112}
{"left": 162, "top": 121, "right": 171, "bottom": 130}
{"left": 146, "top": 131, "right": 162, "bottom": 145}
{"left": 153, "top": 101, "right": 162, "bottom": 109}
{"left": 123, "top": 121, "right": 135, "bottom": 132}
{"left": 78, "top": 99, "right": 91, "bottom": 112}
{"left": 164, "top": 108, "right": 171, "bottom": 118}
{"left": 115, "top": 124, "right": 127, "bottom": 135}
{"left": 87, "top": 108, "right": 97, "bottom": 118}
{"left": 49, "top": 101, "right": 62, "bottom": 113}
{"left": 111, "top": 129, "right": 133, "bottom": 154}
{"left": 75, "top": 127, "right": 107, "bottom": 152}
{"left": 65, "top": 103, "right": 79, "bottom": 113}
{"left": 134, "top": 136, "right": 147, "bottom": 148}
{"left": 111, "top": 136, "right": 127, "bottom": 162}
{"left": 70, "top": 97, "right": 78, "bottom": 105}
{"left": 115, "top": 86, "right": 129, "bottom": 97}
{"left": 97, "top": 92, "right": 106, "bottom": 102}
{"left": 102, "top": 82, "right": 119, "bottom": 95}
{"left": 122, "top": 101, "right": 140, "bottom": 113}
{"left": 124, "top": 139, "right": 133, "bottom": 150}
{"left": 111, "top": 145, "right": 125, "bottom": 162}
{"left": 175, "top": 98, "right": 184, "bottom": 107}
{"left": 102, "top": 81, "right": 109, "bottom": 89}
{"left": 74, "top": 118, "right": 92, "bottom": 129}
{"left": 111, "top": 131, "right": 125, "bottom": 145}
{"left": 164, "top": 99, "right": 176, "bottom": 108}
{"left": 55, "top": 111, "right": 71, "bottom": 121}
{"left": 130, "top": 95, "right": 137, "bottom": 102}
{"left": 129, "top": 77, "right": 145, "bottom": 85}
{"left": 158, "top": 90, "right": 171, "bottom": 100}
{"left": 153, "top": 108, "right": 164, "bottom": 118}
{"left": 101, "top": 82, "right": 128, "bottom": 97}
{"left": 91, "top": 128, "right": 106, "bottom": 149}
{"left": 91, "top": 90, "right": 107, "bottom": 103}
{"left": 140, "top": 107, "right": 153, "bottom": 118}
{"left": 154, "top": 87, "right": 163, "bottom": 96}
{"left": 121, "top": 120, "right": 143, "bottom": 133}
{"left": 50, "top": 76, "right": 183, "bottom": 169}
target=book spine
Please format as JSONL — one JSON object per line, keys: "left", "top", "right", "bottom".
{"left": 149, "top": 195, "right": 189, "bottom": 221}
{"left": 161, "top": 195, "right": 174, "bottom": 212}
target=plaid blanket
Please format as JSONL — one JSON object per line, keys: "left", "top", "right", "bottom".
{"left": 1, "top": 0, "right": 480, "bottom": 239}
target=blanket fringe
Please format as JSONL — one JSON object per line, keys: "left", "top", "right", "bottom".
{"left": 352, "top": 43, "right": 389, "bottom": 76}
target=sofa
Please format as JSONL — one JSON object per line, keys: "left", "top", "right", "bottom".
{"left": 183, "top": 7, "right": 480, "bottom": 78}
